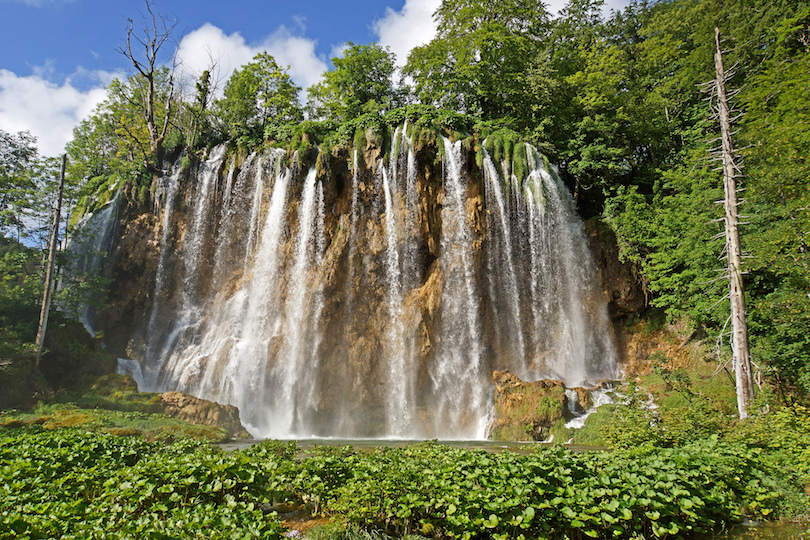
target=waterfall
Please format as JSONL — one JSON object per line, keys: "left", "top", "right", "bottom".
{"left": 430, "top": 137, "right": 488, "bottom": 439}
{"left": 144, "top": 164, "right": 182, "bottom": 386}
{"left": 482, "top": 148, "right": 527, "bottom": 374}
{"left": 243, "top": 154, "right": 265, "bottom": 267}
{"left": 521, "top": 145, "right": 618, "bottom": 384}
{"left": 274, "top": 165, "right": 319, "bottom": 436}
{"left": 63, "top": 190, "right": 122, "bottom": 335}
{"left": 153, "top": 144, "right": 227, "bottom": 390}
{"left": 135, "top": 129, "right": 618, "bottom": 440}
{"left": 381, "top": 162, "right": 411, "bottom": 435}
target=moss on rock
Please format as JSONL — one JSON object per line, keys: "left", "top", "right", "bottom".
{"left": 490, "top": 371, "right": 568, "bottom": 441}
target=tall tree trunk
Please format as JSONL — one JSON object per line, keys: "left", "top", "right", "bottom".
{"left": 714, "top": 27, "right": 754, "bottom": 419}
{"left": 35, "top": 154, "right": 67, "bottom": 368}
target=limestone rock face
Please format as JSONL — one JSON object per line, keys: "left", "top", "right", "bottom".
{"left": 584, "top": 218, "right": 646, "bottom": 317}
{"left": 490, "top": 371, "right": 568, "bottom": 441}
{"left": 158, "top": 391, "right": 249, "bottom": 438}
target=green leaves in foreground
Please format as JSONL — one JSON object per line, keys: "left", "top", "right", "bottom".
{"left": 0, "top": 429, "right": 285, "bottom": 539}
{"left": 0, "top": 427, "right": 790, "bottom": 539}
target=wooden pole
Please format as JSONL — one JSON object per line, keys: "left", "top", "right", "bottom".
{"left": 34, "top": 153, "right": 66, "bottom": 368}
{"left": 714, "top": 27, "right": 754, "bottom": 418}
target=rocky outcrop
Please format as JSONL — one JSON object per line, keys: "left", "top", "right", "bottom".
{"left": 585, "top": 218, "right": 646, "bottom": 317}
{"left": 490, "top": 371, "right": 568, "bottom": 441}
{"left": 158, "top": 391, "right": 249, "bottom": 439}
{"left": 614, "top": 319, "right": 697, "bottom": 378}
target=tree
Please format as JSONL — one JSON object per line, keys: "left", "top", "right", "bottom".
{"left": 34, "top": 154, "right": 66, "bottom": 368}
{"left": 601, "top": 0, "right": 810, "bottom": 399}
{"left": 0, "top": 130, "right": 39, "bottom": 240}
{"left": 118, "top": 0, "right": 178, "bottom": 168}
{"left": 713, "top": 27, "right": 753, "bottom": 418}
{"left": 216, "top": 52, "right": 302, "bottom": 146}
{"left": 403, "top": 0, "right": 550, "bottom": 123}
{"left": 185, "top": 69, "right": 214, "bottom": 150}
{"left": 307, "top": 43, "right": 398, "bottom": 122}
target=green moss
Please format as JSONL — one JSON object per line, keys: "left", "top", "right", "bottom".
{"left": 569, "top": 404, "right": 618, "bottom": 447}
{"left": 0, "top": 404, "right": 229, "bottom": 442}
{"left": 492, "top": 423, "right": 533, "bottom": 441}
{"left": 512, "top": 142, "right": 528, "bottom": 186}
{"left": 548, "top": 418, "right": 571, "bottom": 444}
{"left": 535, "top": 393, "right": 565, "bottom": 423}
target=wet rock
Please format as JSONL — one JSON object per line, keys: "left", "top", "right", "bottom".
{"left": 584, "top": 218, "right": 646, "bottom": 317}
{"left": 157, "top": 391, "right": 250, "bottom": 438}
{"left": 490, "top": 371, "right": 568, "bottom": 441}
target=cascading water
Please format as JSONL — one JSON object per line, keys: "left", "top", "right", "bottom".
{"left": 62, "top": 190, "right": 122, "bottom": 335}
{"left": 429, "top": 138, "right": 489, "bottom": 438}
{"left": 482, "top": 147, "right": 527, "bottom": 375}
{"left": 381, "top": 162, "right": 411, "bottom": 435}
{"left": 151, "top": 144, "right": 227, "bottom": 390}
{"left": 130, "top": 128, "right": 618, "bottom": 440}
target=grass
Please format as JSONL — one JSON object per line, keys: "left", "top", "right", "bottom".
{"left": 0, "top": 403, "right": 230, "bottom": 442}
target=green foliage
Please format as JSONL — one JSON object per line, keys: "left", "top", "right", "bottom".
{"left": 0, "top": 239, "right": 40, "bottom": 358}
{"left": 216, "top": 52, "right": 303, "bottom": 148}
{"left": 0, "top": 130, "right": 49, "bottom": 242}
{"left": 0, "top": 428, "right": 285, "bottom": 538}
{"left": 325, "top": 441, "right": 781, "bottom": 539}
{"left": 2, "top": 423, "right": 804, "bottom": 539}
{"left": 404, "top": 0, "right": 550, "bottom": 128}
{"left": 308, "top": 43, "right": 399, "bottom": 123}
{"left": 0, "top": 403, "right": 230, "bottom": 443}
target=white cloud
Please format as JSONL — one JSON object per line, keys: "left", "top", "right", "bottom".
{"left": 372, "top": 0, "right": 441, "bottom": 65}
{"left": 329, "top": 42, "right": 350, "bottom": 61}
{"left": 175, "top": 23, "right": 328, "bottom": 95}
{"left": 0, "top": 69, "right": 109, "bottom": 156}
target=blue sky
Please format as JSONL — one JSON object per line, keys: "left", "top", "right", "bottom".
{"left": 0, "top": 0, "right": 629, "bottom": 156}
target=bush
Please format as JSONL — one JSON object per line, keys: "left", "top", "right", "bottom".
{"left": 0, "top": 427, "right": 796, "bottom": 539}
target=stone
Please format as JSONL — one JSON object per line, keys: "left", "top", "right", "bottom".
{"left": 158, "top": 391, "right": 250, "bottom": 438}
{"left": 490, "top": 370, "right": 568, "bottom": 441}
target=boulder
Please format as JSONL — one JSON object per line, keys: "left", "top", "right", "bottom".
{"left": 158, "top": 391, "right": 249, "bottom": 438}
{"left": 490, "top": 371, "right": 568, "bottom": 441}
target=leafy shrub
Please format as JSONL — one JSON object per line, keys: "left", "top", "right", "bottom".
{"left": 0, "top": 427, "right": 793, "bottom": 539}
{"left": 0, "top": 428, "right": 284, "bottom": 538}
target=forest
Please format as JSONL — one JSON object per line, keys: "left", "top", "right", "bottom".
{"left": 1, "top": 0, "right": 809, "bottom": 538}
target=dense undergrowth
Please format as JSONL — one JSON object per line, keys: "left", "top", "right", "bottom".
{"left": 1, "top": 420, "right": 807, "bottom": 539}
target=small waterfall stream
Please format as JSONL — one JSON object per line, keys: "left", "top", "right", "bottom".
{"left": 431, "top": 137, "right": 488, "bottom": 438}
{"left": 129, "top": 130, "right": 618, "bottom": 439}
{"left": 62, "top": 190, "right": 122, "bottom": 335}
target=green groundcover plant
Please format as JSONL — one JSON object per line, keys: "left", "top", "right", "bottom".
{"left": 1, "top": 425, "right": 799, "bottom": 539}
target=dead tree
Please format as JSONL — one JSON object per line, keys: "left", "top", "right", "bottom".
{"left": 118, "top": 0, "right": 177, "bottom": 168}
{"left": 714, "top": 27, "right": 754, "bottom": 419}
{"left": 35, "top": 154, "right": 67, "bottom": 368}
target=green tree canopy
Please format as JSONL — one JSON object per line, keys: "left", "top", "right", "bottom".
{"left": 216, "top": 52, "right": 302, "bottom": 146}
{"left": 307, "top": 43, "right": 398, "bottom": 122}
{"left": 403, "top": 0, "right": 550, "bottom": 125}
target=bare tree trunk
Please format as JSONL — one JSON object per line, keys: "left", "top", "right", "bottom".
{"left": 35, "top": 154, "right": 67, "bottom": 368}
{"left": 714, "top": 27, "right": 754, "bottom": 419}
{"left": 120, "top": 0, "right": 175, "bottom": 169}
